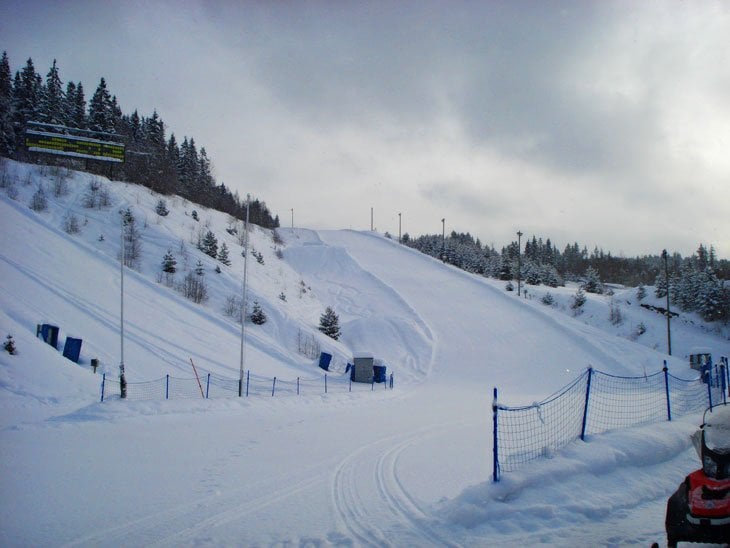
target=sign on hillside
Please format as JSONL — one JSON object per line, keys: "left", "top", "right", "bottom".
{"left": 25, "top": 127, "right": 125, "bottom": 163}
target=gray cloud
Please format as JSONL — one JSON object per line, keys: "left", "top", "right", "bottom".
{"left": 2, "top": 0, "right": 729, "bottom": 256}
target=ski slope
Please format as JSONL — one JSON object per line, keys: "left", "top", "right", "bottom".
{"left": 1, "top": 160, "right": 728, "bottom": 546}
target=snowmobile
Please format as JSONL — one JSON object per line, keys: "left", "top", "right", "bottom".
{"left": 665, "top": 403, "right": 730, "bottom": 547}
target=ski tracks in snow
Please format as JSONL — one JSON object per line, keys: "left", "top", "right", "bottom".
{"left": 331, "top": 422, "right": 467, "bottom": 547}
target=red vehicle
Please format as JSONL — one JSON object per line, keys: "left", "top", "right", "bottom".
{"left": 665, "top": 403, "right": 730, "bottom": 546}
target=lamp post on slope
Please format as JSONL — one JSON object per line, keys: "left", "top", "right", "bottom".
{"left": 517, "top": 230, "right": 523, "bottom": 297}
{"left": 662, "top": 249, "right": 672, "bottom": 356}
{"left": 239, "top": 195, "right": 251, "bottom": 396}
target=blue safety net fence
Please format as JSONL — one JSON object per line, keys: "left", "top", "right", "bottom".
{"left": 100, "top": 370, "right": 393, "bottom": 401}
{"left": 493, "top": 361, "right": 728, "bottom": 481}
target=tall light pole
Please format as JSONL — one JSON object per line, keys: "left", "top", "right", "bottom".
{"left": 290, "top": 208, "right": 294, "bottom": 229}
{"left": 517, "top": 230, "right": 523, "bottom": 297}
{"left": 441, "top": 218, "right": 446, "bottom": 261}
{"left": 239, "top": 194, "right": 251, "bottom": 396}
{"left": 119, "top": 212, "right": 127, "bottom": 398}
{"left": 398, "top": 212, "right": 402, "bottom": 243}
{"left": 662, "top": 249, "right": 672, "bottom": 356}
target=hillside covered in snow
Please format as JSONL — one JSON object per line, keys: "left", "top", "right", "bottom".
{"left": 1, "top": 159, "right": 729, "bottom": 546}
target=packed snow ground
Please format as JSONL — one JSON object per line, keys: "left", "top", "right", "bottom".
{"left": 1, "top": 159, "right": 729, "bottom": 546}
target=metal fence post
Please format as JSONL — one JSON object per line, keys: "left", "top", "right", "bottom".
{"left": 272, "top": 376, "right": 277, "bottom": 397}
{"left": 246, "top": 370, "right": 250, "bottom": 397}
{"left": 706, "top": 371, "right": 714, "bottom": 411}
{"left": 493, "top": 387, "right": 499, "bottom": 483}
{"left": 663, "top": 361, "right": 672, "bottom": 421}
{"left": 297, "top": 377, "right": 300, "bottom": 396}
{"left": 100, "top": 373, "right": 106, "bottom": 402}
{"left": 325, "top": 374, "right": 328, "bottom": 394}
{"left": 580, "top": 368, "right": 593, "bottom": 441}
{"left": 165, "top": 374, "right": 169, "bottom": 400}
{"left": 720, "top": 363, "right": 727, "bottom": 405}
{"left": 206, "top": 373, "right": 210, "bottom": 399}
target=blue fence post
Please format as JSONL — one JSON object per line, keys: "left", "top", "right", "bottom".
{"left": 206, "top": 373, "right": 210, "bottom": 399}
{"left": 272, "top": 376, "right": 277, "bottom": 397}
{"left": 707, "top": 371, "right": 714, "bottom": 411}
{"left": 246, "top": 370, "right": 250, "bottom": 397}
{"left": 663, "top": 361, "right": 672, "bottom": 421}
{"left": 492, "top": 387, "right": 499, "bottom": 483}
{"left": 580, "top": 367, "right": 593, "bottom": 441}
{"left": 165, "top": 374, "right": 169, "bottom": 400}
{"left": 100, "top": 373, "right": 106, "bottom": 402}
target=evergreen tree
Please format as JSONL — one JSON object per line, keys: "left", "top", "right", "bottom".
{"left": 67, "top": 81, "right": 86, "bottom": 128}
{"left": 199, "top": 230, "right": 218, "bottom": 258}
{"left": 636, "top": 284, "right": 647, "bottom": 301}
{"left": 3, "top": 334, "right": 16, "bottom": 355}
{"left": 581, "top": 266, "right": 603, "bottom": 294}
{"left": 218, "top": 242, "right": 231, "bottom": 265}
{"left": 250, "top": 301, "right": 267, "bottom": 325}
{"left": 0, "top": 51, "right": 14, "bottom": 154}
{"left": 88, "top": 77, "right": 114, "bottom": 133}
{"left": 155, "top": 199, "right": 169, "bottom": 216}
{"left": 121, "top": 207, "right": 142, "bottom": 269}
{"left": 318, "top": 306, "right": 341, "bottom": 340}
{"left": 162, "top": 250, "right": 176, "bottom": 273}
{"left": 14, "top": 58, "right": 42, "bottom": 125}
{"left": 40, "top": 59, "right": 64, "bottom": 125}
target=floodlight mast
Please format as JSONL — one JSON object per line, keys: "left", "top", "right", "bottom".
{"left": 239, "top": 195, "right": 251, "bottom": 396}
{"left": 119, "top": 213, "right": 127, "bottom": 398}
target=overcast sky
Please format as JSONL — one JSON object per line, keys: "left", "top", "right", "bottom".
{"left": 3, "top": 1, "right": 729, "bottom": 257}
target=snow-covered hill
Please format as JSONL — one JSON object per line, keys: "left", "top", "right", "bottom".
{"left": 1, "top": 159, "right": 728, "bottom": 546}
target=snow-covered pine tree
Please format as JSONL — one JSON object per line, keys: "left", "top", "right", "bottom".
{"left": 155, "top": 199, "right": 169, "bottom": 216}
{"left": 636, "top": 284, "right": 647, "bottom": 301}
{"left": 0, "top": 52, "right": 16, "bottom": 155}
{"left": 88, "top": 77, "right": 114, "bottom": 133}
{"left": 318, "top": 307, "right": 341, "bottom": 340}
{"left": 4, "top": 334, "right": 16, "bottom": 355}
{"left": 199, "top": 230, "right": 218, "bottom": 258}
{"left": 40, "top": 59, "right": 65, "bottom": 125}
{"left": 250, "top": 301, "right": 267, "bottom": 325}
{"left": 218, "top": 242, "right": 231, "bottom": 266}
{"left": 581, "top": 266, "right": 603, "bottom": 294}
{"left": 161, "top": 250, "right": 176, "bottom": 286}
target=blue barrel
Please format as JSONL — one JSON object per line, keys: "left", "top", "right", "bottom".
{"left": 63, "top": 337, "right": 83, "bottom": 363}
{"left": 40, "top": 324, "right": 59, "bottom": 349}
{"left": 373, "top": 365, "right": 387, "bottom": 383}
{"left": 318, "top": 352, "right": 333, "bottom": 371}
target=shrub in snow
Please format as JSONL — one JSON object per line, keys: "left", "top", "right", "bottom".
{"left": 199, "top": 230, "right": 218, "bottom": 258}
{"left": 250, "top": 301, "right": 267, "bottom": 325}
{"left": 319, "top": 307, "right": 341, "bottom": 340}
{"left": 4, "top": 334, "right": 16, "bottom": 355}
{"left": 608, "top": 298, "right": 623, "bottom": 326}
{"left": 571, "top": 288, "right": 586, "bottom": 313}
{"left": 223, "top": 295, "right": 243, "bottom": 322}
{"left": 636, "top": 284, "right": 646, "bottom": 301}
{"left": 636, "top": 322, "right": 646, "bottom": 336}
{"left": 217, "top": 242, "right": 231, "bottom": 266}
{"left": 29, "top": 185, "right": 47, "bottom": 211}
{"left": 155, "top": 199, "right": 169, "bottom": 216}
{"left": 180, "top": 268, "right": 208, "bottom": 304}
{"left": 191, "top": 210, "right": 199, "bottom": 221}
{"left": 541, "top": 292, "right": 555, "bottom": 306}
{"left": 278, "top": 292, "right": 287, "bottom": 302}
{"left": 63, "top": 212, "right": 80, "bottom": 234}
{"left": 505, "top": 281, "right": 514, "bottom": 292}
{"left": 581, "top": 266, "right": 603, "bottom": 294}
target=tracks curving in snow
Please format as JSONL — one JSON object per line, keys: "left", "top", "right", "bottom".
{"left": 331, "top": 421, "right": 470, "bottom": 547}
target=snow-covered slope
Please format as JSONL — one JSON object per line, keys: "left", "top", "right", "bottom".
{"left": 1, "top": 159, "right": 728, "bottom": 546}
